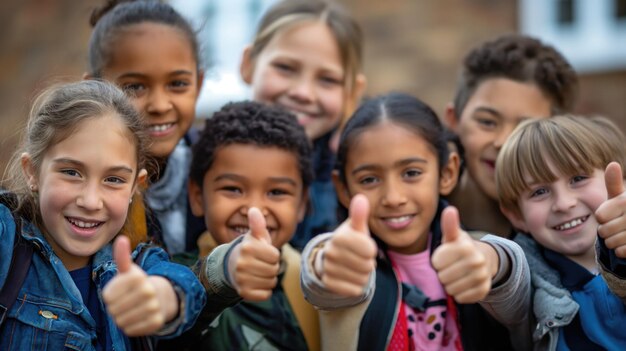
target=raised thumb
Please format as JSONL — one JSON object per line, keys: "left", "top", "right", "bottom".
{"left": 248, "top": 207, "right": 271, "bottom": 244}
{"left": 349, "top": 194, "right": 370, "bottom": 234}
{"left": 113, "top": 235, "right": 133, "bottom": 274}
{"left": 441, "top": 206, "right": 462, "bottom": 243}
{"left": 605, "top": 162, "right": 624, "bottom": 200}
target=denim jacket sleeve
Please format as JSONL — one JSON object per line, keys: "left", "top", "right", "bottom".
{"left": 135, "top": 245, "right": 207, "bottom": 338}
{"left": 0, "top": 205, "right": 17, "bottom": 289}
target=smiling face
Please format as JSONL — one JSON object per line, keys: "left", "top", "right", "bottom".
{"left": 453, "top": 78, "right": 552, "bottom": 200}
{"left": 508, "top": 162, "right": 606, "bottom": 263}
{"left": 335, "top": 122, "right": 456, "bottom": 254}
{"left": 189, "top": 144, "right": 307, "bottom": 249}
{"left": 100, "top": 22, "right": 202, "bottom": 161}
{"left": 242, "top": 21, "right": 345, "bottom": 141}
{"left": 23, "top": 114, "right": 143, "bottom": 271}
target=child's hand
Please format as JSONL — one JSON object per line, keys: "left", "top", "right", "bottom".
{"left": 228, "top": 207, "right": 281, "bottom": 301}
{"left": 103, "top": 236, "right": 178, "bottom": 336}
{"left": 432, "top": 207, "right": 496, "bottom": 303}
{"left": 596, "top": 162, "right": 626, "bottom": 258}
{"left": 315, "top": 194, "right": 377, "bottom": 297}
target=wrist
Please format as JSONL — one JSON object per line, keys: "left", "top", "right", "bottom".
{"left": 475, "top": 241, "right": 499, "bottom": 280}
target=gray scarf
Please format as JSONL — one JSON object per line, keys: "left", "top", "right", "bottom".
{"left": 145, "top": 140, "right": 192, "bottom": 254}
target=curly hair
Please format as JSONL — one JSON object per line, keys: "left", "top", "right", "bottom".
{"left": 189, "top": 101, "right": 313, "bottom": 190}
{"left": 453, "top": 34, "right": 579, "bottom": 119}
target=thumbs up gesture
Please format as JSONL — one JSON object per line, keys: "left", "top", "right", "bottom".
{"left": 431, "top": 207, "right": 497, "bottom": 303}
{"left": 315, "top": 194, "right": 377, "bottom": 297}
{"left": 596, "top": 162, "right": 626, "bottom": 258}
{"left": 228, "top": 207, "right": 281, "bottom": 301}
{"left": 103, "top": 236, "right": 178, "bottom": 336}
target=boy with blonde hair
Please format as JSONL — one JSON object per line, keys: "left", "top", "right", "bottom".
{"left": 494, "top": 115, "right": 626, "bottom": 350}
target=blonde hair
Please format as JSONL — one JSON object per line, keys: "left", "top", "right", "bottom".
{"left": 496, "top": 115, "right": 626, "bottom": 217}
{"left": 3, "top": 80, "right": 149, "bottom": 229}
{"left": 249, "top": 0, "right": 363, "bottom": 95}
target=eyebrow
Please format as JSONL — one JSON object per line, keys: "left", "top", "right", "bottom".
{"left": 214, "top": 173, "right": 298, "bottom": 187}
{"left": 474, "top": 106, "right": 535, "bottom": 121}
{"left": 53, "top": 158, "right": 134, "bottom": 174}
{"left": 473, "top": 106, "right": 502, "bottom": 118}
{"left": 117, "top": 70, "right": 194, "bottom": 79}
{"left": 351, "top": 157, "right": 428, "bottom": 175}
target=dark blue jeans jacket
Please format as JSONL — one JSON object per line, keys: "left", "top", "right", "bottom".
{"left": 0, "top": 204, "right": 206, "bottom": 350}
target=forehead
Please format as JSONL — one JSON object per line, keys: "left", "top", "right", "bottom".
{"left": 347, "top": 122, "right": 436, "bottom": 165}
{"left": 104, "top": 22, "right": 197, "bottom": 74}
{"left": 46, "top": 114, "right": 137, "bottom": 168}
{"left": 464, "top": 78, "right": 552, "bottom": 120}
{"left": 208, "top": 144, "right": 302, "bottom": 183}
{"left": 262, "top": 21, "right": 343, "bottom": 73}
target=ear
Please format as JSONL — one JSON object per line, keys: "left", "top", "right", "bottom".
{"left": 297, "top": 189, "right": 309, "bottom": 222}
{"left": 500, "top": 204, "right": 529, "bottom": 233}
{"left": 131, "top": 169, "right": 148, "bottom": 194}
{"left": 332, "top": 170, "right": 351, "bottom": 209}
{"left": 343, "top": 73, "right": 367, "bottom": 120}
{"left": 196, "top": 69, "right": 205, "bottom": 98}
{"left": 439, "top": 151, "right": 460, "bottom": 196}
{"left": 240, "top": 45, "right": 254, "bottom": 85}
{"left": 444, "top": 103, "right": 459, "bottom": 133}
{"left": 187, "top": 179, "right": 206, "bottom": 217}
{"left": 20, "top": 153, "right": 38, "bottom": 189}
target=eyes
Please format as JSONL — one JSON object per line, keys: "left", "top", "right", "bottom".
{"left": 527, "top": 174, "right": 591, "bottom": 199}
{"left": 271, "top": 61, "right": 344, "bottom": 88}
{"left": 475, "top": 116, "right": 498, "bottom": 130}
{"left": 218, "top": 185, "right": 294, "bottom": 198}
{"left": 120, "top": 79, "right": 192, "bottom": 99}
{"left": 59, "top": 168, "right": 129, "bottom": 186}
{"left": 356, "top": 168, "right": 423, "bottom": 186}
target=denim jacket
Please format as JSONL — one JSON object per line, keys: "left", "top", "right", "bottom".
{"left": 0, "top": 204, "right": 206, "bottom": 351}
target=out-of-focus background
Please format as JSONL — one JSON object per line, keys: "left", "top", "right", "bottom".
{"left": 2, "top": 0, "right": 625, "bottom": 178}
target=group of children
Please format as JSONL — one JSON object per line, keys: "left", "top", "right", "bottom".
{"left": 1, "top": 0, "right": 625, "bottom": 350}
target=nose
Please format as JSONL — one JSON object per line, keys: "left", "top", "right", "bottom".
{"left": 493, "top": 125, "right": 515, "bottom": 149}
{"left": 381, "top": 178, "right": 407, "bottom": 208}
{"left": 551, "top": 187, "right": 577, "bottom": 212}
{"left": 76, "top": 182, "right": 104, "bottom": 211}
{"left": 238, "top": 195, "right": 270, "bottom": 217}
{"left": 288, "top": 76, "right": 315, "bottom": 104}
{"left": 146, "top": 88, "right": 173, "bottom": 115}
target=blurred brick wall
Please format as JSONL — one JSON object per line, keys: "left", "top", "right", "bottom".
{"left": 0, "top": 0, "right": 99, "bottom": 184}
{"left": 2, "top": 0, "right": 624, "bottom": 179}
{"left": 341, "top": 0, "right": 519, "bottom": 116}
{"left": 342, "top": 0, "right": 625, "bottom": 130}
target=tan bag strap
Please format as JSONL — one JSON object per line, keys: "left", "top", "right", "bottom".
{"left": 282, "top": 244, "right": 320, "bottom": 351}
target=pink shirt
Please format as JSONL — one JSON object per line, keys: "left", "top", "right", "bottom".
{"left": 387, "top": 240, "right": 460, "bottom": 351}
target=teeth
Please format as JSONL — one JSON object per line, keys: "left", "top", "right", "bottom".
{"left": 149, "top": 123, "right": 173, "bottom": 132}
{"left": 68, "top": 218, "right": 100, "bottom": 228}
{"left": 386, "top": 215, "right": 412, "bottom": 223}
{"left": 233, "top": 226, "right": 249, "bottom": 234}
{"left": 554, "top": 217, "right": 585, "bottom": 230}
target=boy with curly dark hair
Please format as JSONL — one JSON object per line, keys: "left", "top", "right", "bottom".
{"left": 444, "top": 34, "right": 579, "bottom": 238}
{"left": 159, "top": 101, "right": 320, "bottom": 350}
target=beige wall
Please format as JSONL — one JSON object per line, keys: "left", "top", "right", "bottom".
{"left": 2, "top": 0, "right": 624, "bottom": 179}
